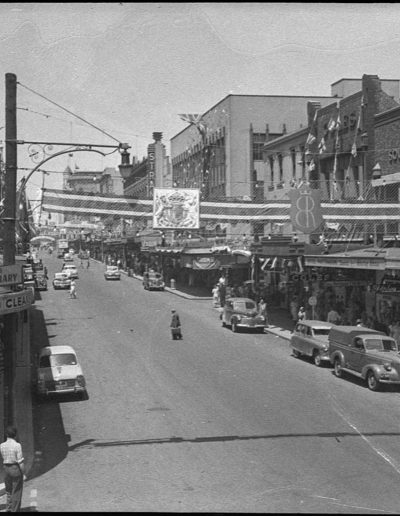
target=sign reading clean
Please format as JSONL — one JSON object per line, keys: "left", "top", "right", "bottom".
{"left": 0, "top": 264, "right": 22, "bottom": 286}
{"left": 0, "top": 289, "right": 34, "bottom": 314}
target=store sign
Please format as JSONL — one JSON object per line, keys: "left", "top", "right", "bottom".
{"left": 0, "top": 265, "right": 22, "bottom": 286}
{"left": 0, "top": 289, "right": 34, "bottom": 315}
{"left": 288, "top": 185, "right": 323, "bottom": 234}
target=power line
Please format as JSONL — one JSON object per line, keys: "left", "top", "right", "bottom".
{"left": 17, "top": 82, "right": 121, "bottom": 144}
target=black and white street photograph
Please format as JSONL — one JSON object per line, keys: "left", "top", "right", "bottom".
{"left": 2, "top": 2, "right": 400, "bottom": 512}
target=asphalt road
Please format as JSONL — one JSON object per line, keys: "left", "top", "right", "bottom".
{"left": 24, "top": 253, "right": 400, "bottom": 512}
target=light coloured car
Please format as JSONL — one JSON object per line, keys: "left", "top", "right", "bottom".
{"left": 290, "top": 320, "right": 333, "bottom": 366}
{"left": 220, "top": 297, "right": 266, "bottom": 333}
{"left": 52, "top": 272, "right": 71, "bottom": 290}
{"left": 62, "top": 263, "right": 78, "bottom": 279}
{"left": 36, "top": 345, "right": 86, "bottom": 397}
{"left": 104, "top": 265, "right": 121, "bottom": 280}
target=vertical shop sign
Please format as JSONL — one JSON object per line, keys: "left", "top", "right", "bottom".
{"left": 288, "top": 185, "right": 323, "bottom": 234}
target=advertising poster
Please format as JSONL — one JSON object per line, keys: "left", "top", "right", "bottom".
{"left": 153, "top": 188, "right": 200, "bottom": 229}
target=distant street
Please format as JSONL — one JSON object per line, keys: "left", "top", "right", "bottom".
{"left": 25, "top": 253, "right": 400, "bottom": 512}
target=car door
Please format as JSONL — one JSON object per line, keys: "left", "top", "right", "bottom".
{"left": 348, "top": 337, "right": 366, "bottom": 371}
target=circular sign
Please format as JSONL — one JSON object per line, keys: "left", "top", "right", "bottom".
{"left": 308, "top": 296, "right": 317, "bottom": 306}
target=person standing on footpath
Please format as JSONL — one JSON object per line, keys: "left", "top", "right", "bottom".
{"left": 258, "top": 297, "right": 269, "bottom": 327}
{"left": 0, "top": 425, "right": 26, "bottom": 512}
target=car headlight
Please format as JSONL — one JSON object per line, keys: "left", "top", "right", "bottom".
{"left": 322, "top": 345, "right": 328, "bottom": 352}
{"left": 236, "top": 316, "right": 242, "bottom": 322}
{"left": 384, "top": 363, "right": 392, "bottom": 371}
{"left": 76, "top": 375, "right": 86, "bottom": 387}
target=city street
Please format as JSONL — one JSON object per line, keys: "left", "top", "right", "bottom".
{"left": 23, "top": 253, "right": 400, "bottom": 512}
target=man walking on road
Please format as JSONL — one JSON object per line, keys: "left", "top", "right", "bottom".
{"left": 70, "top": 279, "right": 77, "bottom": 299}
{"left": 0, "top": 425, "right": 26, "bottom": 512}
{"left": 170, "top": 309, "right": 182, "bottom": 340}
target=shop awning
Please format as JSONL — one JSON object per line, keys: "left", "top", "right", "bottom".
{"left": 305, "top": 247, "right": 388, "bottom": 270}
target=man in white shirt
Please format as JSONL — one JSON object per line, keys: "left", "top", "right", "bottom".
{"left": 0, "top": 426, "right": 25, "bottom": 512}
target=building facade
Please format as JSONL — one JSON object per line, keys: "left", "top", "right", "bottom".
{"left": 170, "top": 94, "right": 335, "bottom": 237}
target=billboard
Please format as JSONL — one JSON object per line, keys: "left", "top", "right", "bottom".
{"left": 153, "top": 188, "right": 200, "bottom": 229}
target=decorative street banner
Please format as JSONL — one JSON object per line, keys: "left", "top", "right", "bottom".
{"left": 42, "top": 188, "right": 400, "bottom": 230}
{"left": 288, "top": 185, "right": 323, "bottom": 234}
{"left": 153, "top": 188, "right": 200, "bottom": 229}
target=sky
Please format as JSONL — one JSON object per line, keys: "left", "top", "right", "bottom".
{"left": 1, "top": 2, "right": 400, "bottom": 202}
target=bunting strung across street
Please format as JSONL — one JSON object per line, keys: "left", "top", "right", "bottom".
{"left": 41, "top": 188, "right": 400, "bottom": 227}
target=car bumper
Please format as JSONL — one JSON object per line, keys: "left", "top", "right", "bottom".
{"left": 237, "top": 323, "right": 265, "bottom": 329}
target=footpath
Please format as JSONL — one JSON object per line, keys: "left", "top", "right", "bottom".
{"left": 0, "top": 265, "right": 292, "bottom": 509}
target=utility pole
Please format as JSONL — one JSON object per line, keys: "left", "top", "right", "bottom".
{"left": 3, "top": 73, "right": 17, "bottom": 427}
{"left": 4, "top": 73, "right": 17, "bottom": 265}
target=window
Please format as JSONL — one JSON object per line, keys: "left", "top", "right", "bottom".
{"left": 39, "top": 356, "right": 51, "bottom": 368}
{"left": 269, "top": 156, "right": 274, "bottom": 184}
{"left": 290, "top": 148, "right": 296, "bottom": 179}
{"left": 50, "top": 354, "right": 77, "bottom": 366}
{"left": 278, "top": 154, "right": 283, "bottom": 183}
{"left": 252, "top": 133, "right": 265, "bottom": 161}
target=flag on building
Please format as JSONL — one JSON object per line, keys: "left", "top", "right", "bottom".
{"left": 318, "top": 137, "right": 326, "bottom": 154}
{"left": 306, "top": 132, "right": 316, "bottom": 146}
{"left": 335, "top": 115, "right": 341, "bottom": 130}
{"left": 328, "top": 117, "right": 336, "bottom": 132}
{"left": 305, "top": 110, "right": 318, "bottom": 147}
{"left": 308, "top": 159, "right": 316, "bottom": 171}
{"left": 261, "top": 258, "right": 270, "bottom": 271}
{"left": 351, "top": 142, "right": 357, "bottom": 157}
{"left": 270, "top": 257, "right": 278, "bottom": 269}
{"left": 178, "top": 114, "right": 202, "bottom": 125}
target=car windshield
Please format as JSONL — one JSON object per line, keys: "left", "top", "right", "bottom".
{"left": 233, "top": 301, "right": 256, "bottom": 311}
{"left": 313, "top": 328, "right": 331, "bottom": 336}
{"left": 149, "top": 273, "right": 162, "bottom": 279}
{"left": 50, "top": 353, "right": 77, "bottom": 366}
{"left": 383, "top": 339, "right": 399, "bottom": 352}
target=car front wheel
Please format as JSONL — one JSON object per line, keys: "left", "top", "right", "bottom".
{"left": 367, "top": 371, "right": 380, "bottom": 391}
{"left": 313, "top": 351, "right": 322, "bottom": 367}
{"left": 292, "top": 349, "right": 301, "bottom": 358}
{"left": 231, "top": 320, "right": 238, "bottom": 332}
{"left": 334, "top": 358, "right": 343, "bottom": 378}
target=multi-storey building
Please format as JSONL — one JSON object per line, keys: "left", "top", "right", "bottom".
{"left": 170, "top": 93, "right": 336, "bottom": 237}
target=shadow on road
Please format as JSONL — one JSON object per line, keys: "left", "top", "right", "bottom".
{"left": 28, "top": 306, "right": 84, "bottom": 480}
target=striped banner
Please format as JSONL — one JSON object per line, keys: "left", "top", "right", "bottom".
{"left": 41, "top": 188, "right": 400, "bottom": 224}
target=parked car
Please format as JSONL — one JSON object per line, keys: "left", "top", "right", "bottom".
{"left": 63, "top": 253, "right": 74, "bottom": 262}
{"left": 143, "top": 271, "right": 165, "bottom": 291}
{"left": 290, "top": 320, "right": 333, "bottom": 366}
{"left": 62, "top": 263, "right": 78, "bottom": 279}
{"left": 104, "top": 265, "right": 121, "bottom": 280}
{"left": 34, "top": 271, "right": 48, "bottom": 291}
{"left": 329, "top": 325, "right": 400, "bottom": 391}
{"left": 220, "top": 297, "right": 266, "bottom": 333}
{"left": 36, "top": 345, "right": 86, "bottom": 398}
{"left": 52, "top": 272, "right": 71, "bottom": 290}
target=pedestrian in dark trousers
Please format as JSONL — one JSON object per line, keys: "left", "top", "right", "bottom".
{"left": 170, "top": 309, "right": 182, "bottom": 340}
{"left": 0, "top": 425, "right": 25, "bottom": 512}
{"left": 86, "top": 259, "right": 90, "bottom": 269}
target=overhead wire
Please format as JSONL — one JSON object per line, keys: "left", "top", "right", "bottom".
{"left": 17, "top": 81, "right": 122, "bottom": 145}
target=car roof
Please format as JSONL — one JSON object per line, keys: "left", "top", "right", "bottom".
{"left": 228, "top": 297, "right": 255, "bottom": 302}
{"left": 54, "top": 272, "right": 68, "bottom": 277}
{"left": 39, "top": 345, "right": 76, "bottom": 356}
{"left": 63, "top": 263, "right": 76, "bottom": 267}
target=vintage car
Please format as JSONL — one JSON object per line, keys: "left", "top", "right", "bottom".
{"left": 220, "top": 297, "right": 266, "bottom": 333}
{"left": 290, "top": 320, "right": 333, "bottom": 366}
{"left": 143, "top": 271, "right": 165, "bottom": 291}
{"left": 329, "top": 326, "right": 400, "bottom": 391}
{"left": 34, "top": 271, "right": 48, "bottom": 291}
{"left": 52, "top": 272, "right": 71, "bottom": 290}
{"left": 36, "top": 345, "right": 86, "bottom": 398}
{"left": 104, "top": 265, "right": 121, "bottom": 280}
{"left": 62, "top": 263, "right": 78, "bottom": 279}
